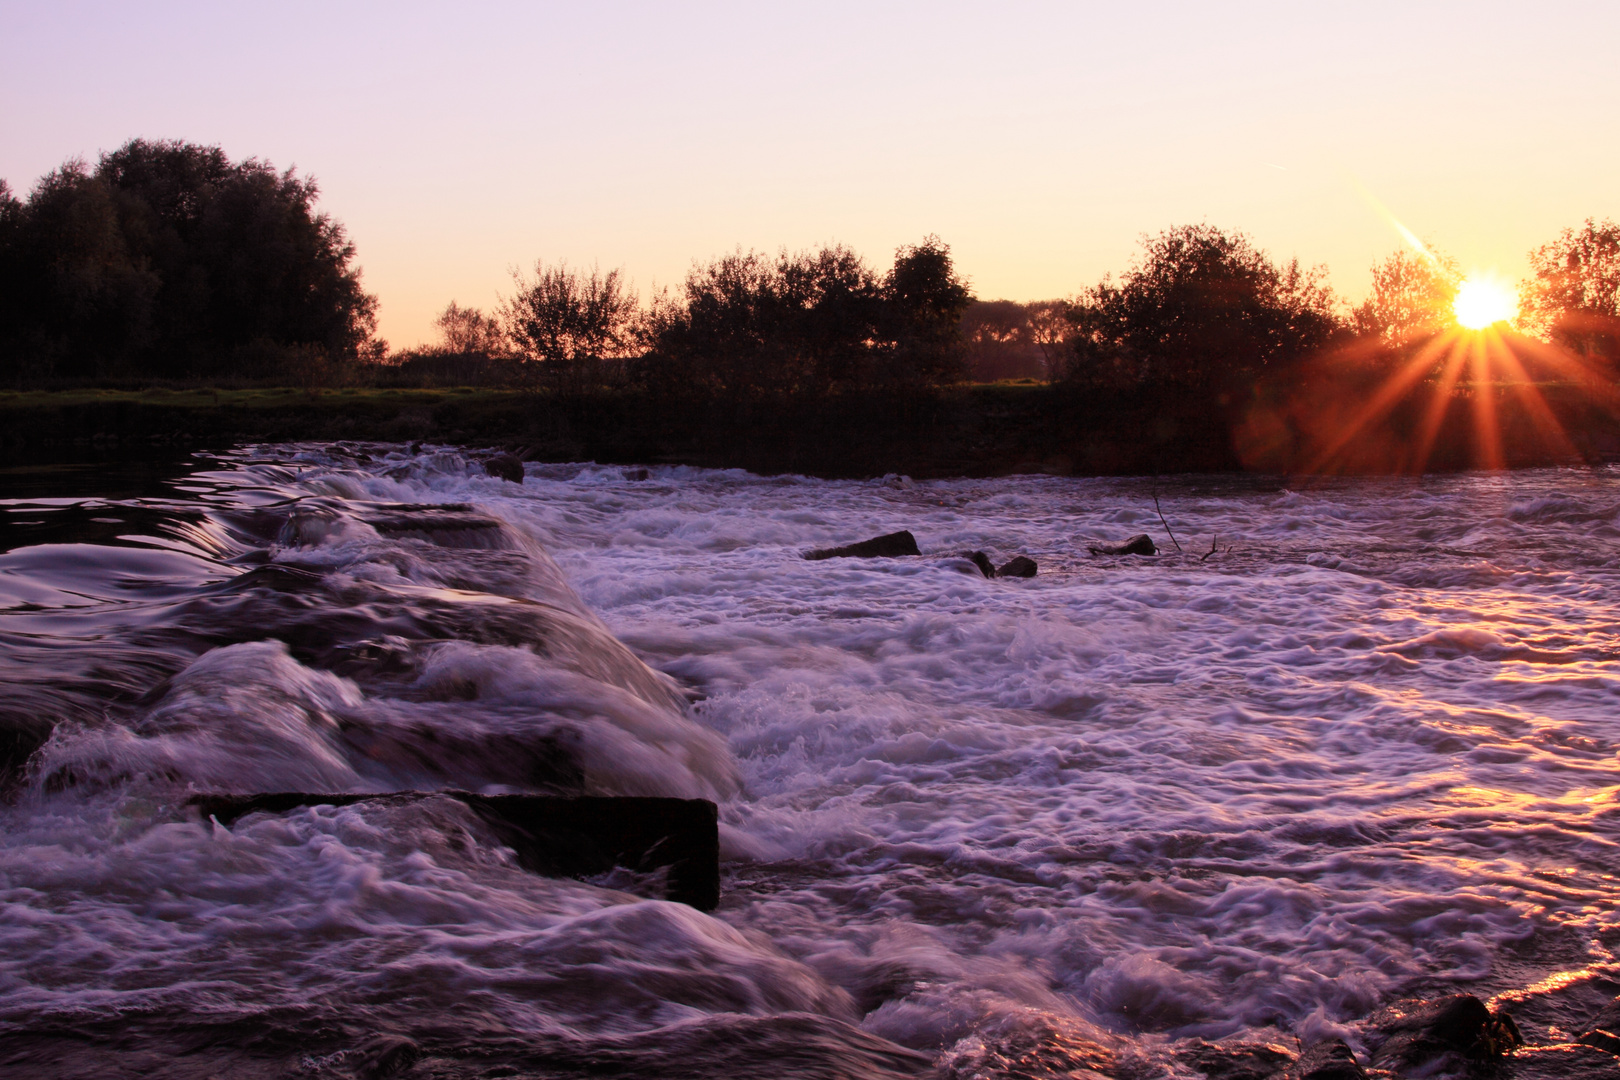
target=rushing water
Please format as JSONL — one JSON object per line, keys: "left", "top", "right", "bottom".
{"left": 3, "top": 445, "right": 1620, "bottom": 1079}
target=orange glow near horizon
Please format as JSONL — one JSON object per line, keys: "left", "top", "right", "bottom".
{"left": 1288, "top": 321, "right": 1616, "bottom": 476}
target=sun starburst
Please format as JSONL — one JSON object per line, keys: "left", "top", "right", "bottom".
{"left": 1453, "top": 276, "right": 1517, "bottom": 330}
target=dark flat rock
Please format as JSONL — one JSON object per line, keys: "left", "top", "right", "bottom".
{"left": 484, "top": 454, "right": 525, "bottom": 483}
{"left": 805, "top": 529, "right": 921, "bottom": 560}
{"left": 1088, "top": 533, "right": 1156, "bottom": 556}
{"left": 1175, "top": 1039, "right": 1294, "bottom": 1080}
{"left": 998, "top": 555, "right": 1037, "bottom": 578}
{"left": 1277, "top": 1039, "right": 1365, "bottom": 1079}
{"left": 1578, "top": 993, "right": 1620, "bottom": 1052}
{"left": 191, "top": 791, "right": 720, "bottom": 910}
{"left": 361, "top": 506, "right": 503, "bottom": 536}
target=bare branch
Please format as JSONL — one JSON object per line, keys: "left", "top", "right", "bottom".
{"left": 1152, "top": 481, "right": 1183, "bottom": 554}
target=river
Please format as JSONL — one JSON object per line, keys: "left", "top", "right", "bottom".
{"left": 2, "top": 445, "right": 1618, "bottom": 1078}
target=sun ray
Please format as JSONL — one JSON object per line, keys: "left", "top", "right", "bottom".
{"left": 1301, "top": 334, "right": 1451, "bottom": 473}
{"left": 1408, "top": 332, "right": 1470, "bottom": 472}
{"left": 1467, "top": 333, "right": 1505, "bottom": 469}
{"left": 1489, "top": 334, "right": 1581, "bottom": 461}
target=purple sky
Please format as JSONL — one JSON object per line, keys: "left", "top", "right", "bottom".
{"left": 4, "top": 1, "right": 1616, "bottom": 347}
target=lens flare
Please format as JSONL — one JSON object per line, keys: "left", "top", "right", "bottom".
{"left": 1454, "top": 276, "right": 1516, "bottom": 330}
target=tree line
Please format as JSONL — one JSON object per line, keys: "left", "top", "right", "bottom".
{"left": 414, "top": 225, "right": 1620, "bottom": 402}
{"left": 3, "top": 139, "right": 1617, "bottom": 400}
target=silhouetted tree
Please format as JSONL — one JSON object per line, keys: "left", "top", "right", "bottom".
{"left": 0, "top": 138, "right": 378, "bottom": 381}
{"left": 501, "top": 261, "right": 637, "bottom": 388}
{"left": 960, "top": 300, "right": 1053, "bottom": 381}
{"left": 1027, "top": 300, "right": 1073, "bottom": 381}
{"left": 778, "top": 244, "right": 886, "bottom": 393}
{"left": 434, "top": 301, "right": 506, "bottom": 355}
{"left": 1520, "top": 218, "right": 1620, "bottom": 363}
{"left": 1351, "top": 247, "right": 1459, "bottom": 346}
{"left": 640, "top": 237, "right": 970, "bottom": 397}
{"left": 640, "top": 245, "right": 887, "bottom": 397}
{"left": 881, "top": 236, "right": 973, "bottom": 386}
{"left": 1066, "top": 224, "right": 1342, "bottom": 396}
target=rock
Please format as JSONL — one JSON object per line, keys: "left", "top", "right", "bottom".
{"left": 961, "top": 551, "right": 996, "bottom": 578}
{"left": 1367, "top": 994, "right": 1522, "bottom": 1073}
{"left": 1175, "top": 1040, "right": 1294, "bottom": 1080}
{"left": 998, "top": 555, "right": 1037, "bottom": 578}
{"left": 190, "top": 792, "right": 721, "bottom": 910}
{"left": 623, "top": 467, "right": 650, "bottom": 481}
{"left": 355, "top": 1036, "right": 420, "bottom": 1079}
{"left": 1088, "top": 534, "right": 1156, "bottom": 556}
{"left": 805, "top": 530, "right": 922, "bottom": 561}
{"left": 1277, "top": 1039, "right": 1366, "bottom": 1079}
{"left": 1577, "top": 994, "right": 1620, "bottom": 1053}
{"left": 484, "top": 453, "right": 525, "bottom": 483}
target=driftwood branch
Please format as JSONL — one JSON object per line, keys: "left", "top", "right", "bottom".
{"left": 1151, "top": 481, "right": 1183, "bottom": 554}
{"left": 1200, "top": 535, "right": 1218, "bottom": 562}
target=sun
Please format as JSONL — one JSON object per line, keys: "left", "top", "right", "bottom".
{"left": 1453, "top": 275, "right": 1516, "bottom": 330}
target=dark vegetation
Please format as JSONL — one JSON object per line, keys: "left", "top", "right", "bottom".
{"left": 0, "top": 139, "right": 378, "bottom": 383}
{"left": 5, "top": 139, "right": 1620, "bottom": 474}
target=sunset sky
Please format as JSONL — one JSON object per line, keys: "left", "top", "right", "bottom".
{"left": 3, "top": 1, "right": 1616, "bottom": 349}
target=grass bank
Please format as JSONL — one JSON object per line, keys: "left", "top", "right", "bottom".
{"left": 1, "top": 382, "right": 1615, "bottom": 477}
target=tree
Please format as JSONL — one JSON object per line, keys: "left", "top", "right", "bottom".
{"left": 641, "top": 245, "right": 886, "bottom": 397}
{"left": 637, "top": 237, "right": 969, "bottom": 397}
{"left": 776, "top": 244, "right": 885, "bottom": 393}
{"left": 433, "top": 301, "right": 506, "bottom": 355}
{"left": 959, "top": 300, "right": 1066, "bottom": 382}
{"left": 500, "top": 261, "right": 637, "bottom": 385}
{"left": 1066, "top": 224, "right": 1342, "bottom": 395}
{"left": 1027, "top": 300, "right": 1073, "bottom": 381}
{"left": 0, "top": 138, "right": 379, "bottom": 381}
{"left": 1520, "top": 218, "right": 1620, "bottom": 362}
{"left": 1351, "top": 247, "right": 1459, "bottom": 346}
{"left": 882, "top": 236, "right": 973, "bottom": 386}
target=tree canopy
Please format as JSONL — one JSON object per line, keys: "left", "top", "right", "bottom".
{"left": 1066, "top": 225, "right": 1343, "bottom": 396}
{"left": 1520, "top": 218, "right": 1620, "bottom": 362}
{"left": 640, "top": 238, "right": 971, "bottom": 397}
{"left": 0, "top": 139, "right": 377, "bottom": 381}
{"left": 1351, "top": 248, "right": 1460, "bottom": 347}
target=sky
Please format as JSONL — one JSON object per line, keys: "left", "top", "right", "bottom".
{"left": 3, "top": 1, "right": 1617, "bottom": 349}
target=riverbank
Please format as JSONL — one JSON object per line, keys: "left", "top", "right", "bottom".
{"left": 2, "top": 382, "right": 1616, "bottom": 476}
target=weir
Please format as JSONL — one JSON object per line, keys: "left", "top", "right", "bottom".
{"left": 190, "top": 791, "right": 721, "bottom": 910}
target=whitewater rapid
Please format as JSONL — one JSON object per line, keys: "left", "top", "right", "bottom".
{"left": 2, "top": 446, "right": 1619, "bottom": 1078}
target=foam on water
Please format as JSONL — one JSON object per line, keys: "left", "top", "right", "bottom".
{"left": 3, "top": 445, "right": 1620, "bottom": 1077}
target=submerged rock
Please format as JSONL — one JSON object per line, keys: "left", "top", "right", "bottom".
{"left": 805, "top": 529, "right": 922, "bottom": 560}
{"left": 1580, "top": 994, "right": 1620, "bottom": 1053}
{"left": 1088, "top": 533, "right": 1156, "bottom": 557}
{"left": 354, "top": 1036, "right": 420, "bottom": 1079}
{"left": 1367, "top": 994, "right": 1522, "bottom": 1073}
{"left": 623, "top": 467, "right": 650, "bottom": 481}
{"left": 1175, "top": 1039, "right": 1294, "bottom": 1079}
{"left": 191, "top": 792, "right": 721, "bottom": 910}
{"left": 998, "top": 555, "right": 1037, "bottom": 578}
{"left": 961, "top": 551, "right": 996, "bottom": 578}
{"left": 1278, "top": 1039, "right": 1366, "bottom": 1079}
{"left": 484, "top": 454, "right": 525, "bottom": 483}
